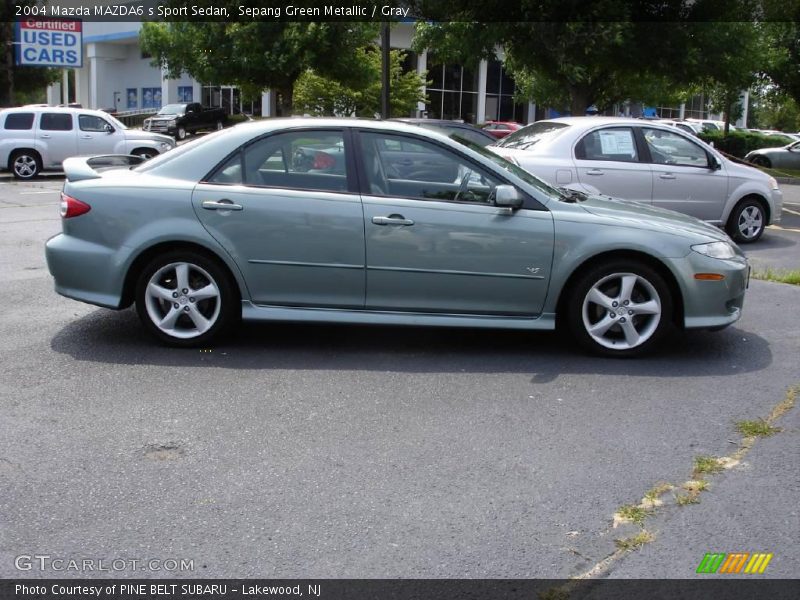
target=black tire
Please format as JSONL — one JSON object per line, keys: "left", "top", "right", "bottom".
{"left": 726, "top": 197, "right": 767, "bottom": 243}
{"left": 10, "top": 150, "right": 41, "bottom": 180}
{"left": 135, "top": 250, "right": 239, "bottom": 347}
{"left": 176, "top": 126, "right": 187, "bottom": 141}
{"left": 749, "top": 155, "right": 771, "bottom": 168}
{"left": 132, "top": 148, "right": 158, "bottom": 160}
{"left": 216, "top": 120, "right": 224, "bottom": 131}
{"left": 565, "top": 260, "right": 674, "bottom": 358}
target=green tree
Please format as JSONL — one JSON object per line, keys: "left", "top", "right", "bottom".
{"left": 140, "top": 18, "right": 379, "bottom": 115}
{"left": 760, "top": 1, "right": 800, "bottom": 106}
{"left": 0, "top": 2, "right": 61, "bottom": 106}
{"left": 294, "top": 48, "right": 426, "bottom": 117}
{"left": 412, "top": 1, "right": 762, "bottom": 116}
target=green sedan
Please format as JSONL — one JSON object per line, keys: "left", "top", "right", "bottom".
{"left": 46, "top": 119, "right": 749, "bottom": 357}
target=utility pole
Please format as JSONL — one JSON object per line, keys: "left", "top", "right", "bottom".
{"left": 380, "top": 22, "right": 390, "bottom": 119}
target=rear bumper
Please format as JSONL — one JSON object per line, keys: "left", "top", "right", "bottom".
{"left": 45, "top": 233, "right": 124, "bottom": 309}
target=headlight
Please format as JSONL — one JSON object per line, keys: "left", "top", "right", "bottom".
{"left": 691, "top": 241, "right": 736, "bottom": 259}
{"left": 158, "top": 142, "right": 171, "bottom": 151}
{"left": 167, "top": 119, "right": 177, "bottom": 127}
{"left": 768, "top": 176, "right": 779, "bottom": 190}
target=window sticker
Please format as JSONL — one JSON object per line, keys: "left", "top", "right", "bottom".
{"left": 599, "top": 130, "right": 635, "bottom": 155}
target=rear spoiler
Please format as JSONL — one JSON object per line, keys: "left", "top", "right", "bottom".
{"left": 62, "top": 154, "right": 146, "bottom": 182}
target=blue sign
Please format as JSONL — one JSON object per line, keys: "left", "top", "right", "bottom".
{"left": 15, "top": 19, "right": 83, "bottom": 68}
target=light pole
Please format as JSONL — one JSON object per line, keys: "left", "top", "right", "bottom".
{"left": 380, "top": 22, "right": 390, "bottom": 119}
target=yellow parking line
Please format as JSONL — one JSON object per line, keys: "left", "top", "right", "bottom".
{"left": 768, "top": 225, "right": 800, "bottom": 233}
{"left": 782, "top": 207, "right": 800, "bottom": 216}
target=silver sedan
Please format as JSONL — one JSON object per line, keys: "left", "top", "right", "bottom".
{"left": 491, "top": 117, "right": 783, "bottom": 243}
{"left": 745, "top": 140, "right": 800, "bottom": 170}
{"left": 46, "top": 118, "right": 749, "bottom": 357}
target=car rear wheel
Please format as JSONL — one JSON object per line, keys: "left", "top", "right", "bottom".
{"left": 566, "top": 261, "right": 673, "bottom": 357}
{"left": 727, "top": 197, "right": 766, "bottom": 243}
{"left": 749, "top": 155, "right": 771, "bottom": 168}
{"left": 216, "top": 120, "right": 224, "bottom": 130}
{"left": 135, "top": 251, "right": 238, "bottom": 347}
{"left": 10, "top": 150, "right": 41, "bottom": 180}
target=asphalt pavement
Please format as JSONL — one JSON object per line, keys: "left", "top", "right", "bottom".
{"left": 0, "top": 177, "right": 797, "bottom": 580}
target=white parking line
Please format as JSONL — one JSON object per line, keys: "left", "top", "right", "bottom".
{"left": 20, "top": 191, "right": 59, "bottom": 195}
{"left": 768, "top": 224, "right": 800, "bottom": 233}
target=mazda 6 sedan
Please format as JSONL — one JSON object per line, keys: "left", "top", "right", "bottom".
{"left": 46, "top": 118, "right": 749, "bottom": 357}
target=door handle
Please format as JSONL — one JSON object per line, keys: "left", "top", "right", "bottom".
{"left": 80, "top": 135, "right": 93, "bottom": 139}
{"left": 659, "top": 173, "right": 676, "bottom": 179}
{"left": 201, "top": 199, "right": 243, "bottom": 211}
{"left": 40, "top": 134, "right": 51, "bottom": 139}
{"left": 372, "top": 215, "right": 414, "bottom": 226}
{"left": 585, "top": 169, "right": 604, "bottom": 175}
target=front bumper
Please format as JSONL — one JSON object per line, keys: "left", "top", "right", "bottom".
{"left": 676, "top": 251, "right": 749, "bottom": 330}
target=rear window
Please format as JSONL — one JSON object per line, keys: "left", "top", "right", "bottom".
{"left": 495, "top": 121, "right": 569, "bottom": 150}
{"left": 40, "top": 113, "right": 73, "bottom": 131}
{"left": 4, "top": 113, "right": 34, "bottom": 130}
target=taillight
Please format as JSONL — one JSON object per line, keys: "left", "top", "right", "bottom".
{"left": 60, "top": 192, "right": 91, "bottom": 218}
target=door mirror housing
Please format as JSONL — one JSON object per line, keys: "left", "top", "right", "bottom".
{"left": 709, "top": 155, "right": 722, "bottom": 170}
{"left": 104, "top": 124, "right": 114, "bottom": 134}
{"left": 493, "top": 185, "right": 524, "bottom": 209}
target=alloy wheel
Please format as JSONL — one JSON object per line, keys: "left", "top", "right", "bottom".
{"left": 144, "top": 262, "right": 221, "bottom": 339}
{"left": 581, "top": 272, "right": 662, "bottom": 351}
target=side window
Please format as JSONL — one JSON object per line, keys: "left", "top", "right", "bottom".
{"left": 4, "top": 113, "right": 35, "bottom": 130}
{"left": 207, "top": 152, "right": 243, "bottom": 185}
{"left": 576, "top": 127, "right": 638, "bottom": 162}
{"left": 40, "top": 113, "right": 73, "bottom": 131}
{"left": 360, "top": 131, "right": 501, "bottom": 204}
{"left": 79, "top": 115, "right": 110, "bottom": 132}
{"left": 211, "top": 130, "right": 347, "bottom": 192}
{"left": 643, "top": 128, "right": 709, "bottom": 167}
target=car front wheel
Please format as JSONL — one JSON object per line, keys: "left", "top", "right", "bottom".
{"left": 749, "top": 155, "right": 771, "bottom": 168}
{"left": 727, "top": 197, "right": 766, "bottom": 243}
{"left": 135, "top": 250, "right": 238, "bottom": 347}
{"left": 176, "top": 126, "right": 187, "bottom": 141}
{"left": 566, "top": 261, "right": 673, "bottom": 357}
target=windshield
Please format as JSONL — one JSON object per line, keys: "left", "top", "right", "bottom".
{"left": 105, "top": 113, "right": 128, "bottom": 130}
{"left": 453, "top": 135, "right": 566, "bottom": 201}
{"left": 158, "top": 104, "right": 186, "bottom": 115}
{"left": 495, "top": 121, "right": 570, "bottom": 150}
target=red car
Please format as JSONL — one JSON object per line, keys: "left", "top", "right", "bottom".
{"left": 481, "top": 121, "right": 524, "bottom": 139}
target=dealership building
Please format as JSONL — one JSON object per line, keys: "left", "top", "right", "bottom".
{"left": 44, "top": 21, "right": 723, "bottom": 124}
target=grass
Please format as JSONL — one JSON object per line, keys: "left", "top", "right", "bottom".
{"left": 675, "top": 493, "right": 701, "bottom": 506}
{"left": 682, "top": 480, "right": 709, "bottom": 492}
{"left": 751, "top": 268, "right": 800, "bottom": 286}
{"left": 644, "top": 483, "right": 673, "bottom": 501}
{"left": 616, "top": 504, "right": 651, "bottom": 525}
{"left": 759, "top": 166, "right": 800, "bottom": 180}
{"left": 615, "top": 530, "right": 655, "bottom": 551}
{"left": 736, "top": 420, "right": 781, "bottom": 437}
{"left": 693, "top": 455, "right": 724, "bottom": 476}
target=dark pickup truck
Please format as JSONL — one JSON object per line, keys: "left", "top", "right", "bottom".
{"left": 143, "top": 103, "right": 227, "bottom": 140}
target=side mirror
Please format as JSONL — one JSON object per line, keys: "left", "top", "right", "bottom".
{"left": 494, "top": 185, "right": 524, "bottom": 210}
{"left": 709, "top": 156, "right": 722, "bottom": 170}
{"left": 104, "top": 124, "right": 114, "bottom": 134}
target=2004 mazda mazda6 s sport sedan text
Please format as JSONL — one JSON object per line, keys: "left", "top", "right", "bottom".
{"left": 45, "top": 118, "right": 749, "bottom": 357}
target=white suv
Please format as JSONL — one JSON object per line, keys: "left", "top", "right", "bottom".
{"left": 0, "top": 106, "right": 176, "bottom": 180}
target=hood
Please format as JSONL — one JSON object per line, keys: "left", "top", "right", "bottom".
{"left": 124, "top": 130, "right": 175, "bottom": 145}
{"left": 576, "top": 194, "right": 732, "bottom": 243}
